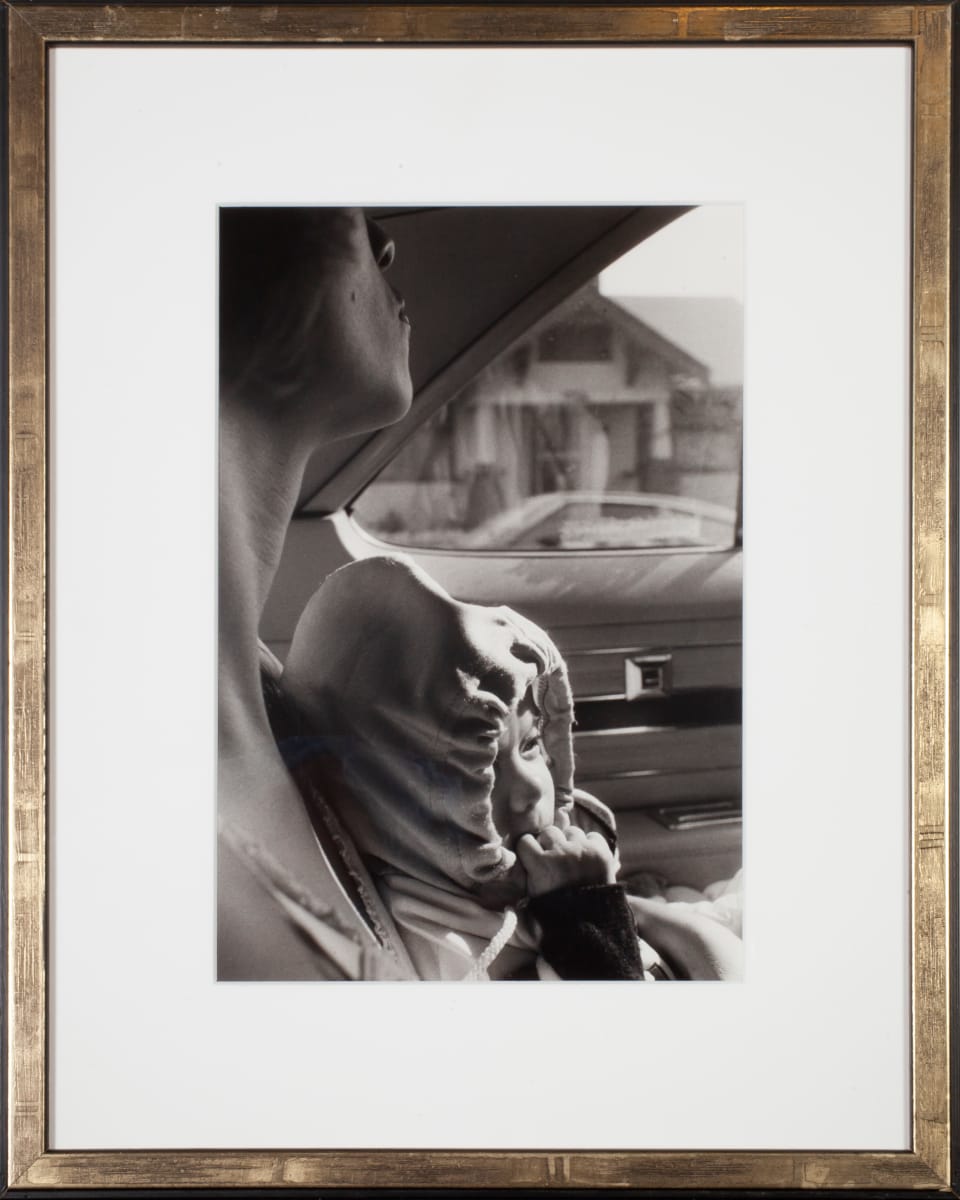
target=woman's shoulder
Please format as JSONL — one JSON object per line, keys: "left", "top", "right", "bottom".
{"left": 218, "top": 816, "right": 411, "bottom": 981}
{"left": 218, "top": 823, "right": 354, "bottom": 980}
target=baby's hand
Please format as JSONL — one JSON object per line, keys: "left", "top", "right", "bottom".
{"left": 516, "top": 825, "right": 617, "bottom": 897}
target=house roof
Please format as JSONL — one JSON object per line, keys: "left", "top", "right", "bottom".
{"left": 539, "top": 284, "right": 711, "bottom": 381}
{"left": 613, "top": 296, "right": 744, "bottom": 386}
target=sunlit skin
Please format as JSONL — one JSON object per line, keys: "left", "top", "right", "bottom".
{"left": 474, "top": 700, "right": 617, "bottom": 909}
{"left": 490, "top": 702, "right": 557, "bottom": 849}
{"left": 220, "top": 210, "right": 413, "bottom": 730}
{"left": 218, "top": 209, "right": 413, "bottom": 976}
{"left": 289, "top": 209, "right": 412, "bottom": 438}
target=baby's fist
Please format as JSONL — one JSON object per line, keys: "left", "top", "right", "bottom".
{"left": 517, "top": 825, "right": 616, "bottom": 897}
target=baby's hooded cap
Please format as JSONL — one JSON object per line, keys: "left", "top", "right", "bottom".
{"left": 281, "top": 555, "right": 575, "bottom": 894}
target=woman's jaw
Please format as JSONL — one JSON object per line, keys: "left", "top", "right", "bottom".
{"left": 221, "top": 207, "right": 414, "bottom": 449}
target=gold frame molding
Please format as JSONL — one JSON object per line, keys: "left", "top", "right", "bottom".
{"left": 5, "top": 3, "right": 953, "bottom": 1191}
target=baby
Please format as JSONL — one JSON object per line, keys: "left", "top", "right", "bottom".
{"left": 278, "top": 554, "right": 648, "bottom": 981}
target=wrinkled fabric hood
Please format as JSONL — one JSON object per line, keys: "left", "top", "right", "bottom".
{"left": 281, "top": 555, "right": 574, "bottom": 894}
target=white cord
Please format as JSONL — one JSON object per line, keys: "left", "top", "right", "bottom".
{"left": 462, "top": 907, "right": 519, "bottom": 981}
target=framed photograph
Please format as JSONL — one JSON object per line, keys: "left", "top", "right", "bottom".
{"left": 5, "top": 2, "right": 954, "bottom": 1193}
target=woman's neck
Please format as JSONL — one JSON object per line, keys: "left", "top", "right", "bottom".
{"left": 218, "top": 399, "right": 308, "bottom": 736}
{"left": 218, "top": 395, "right": 344, "bottom": 882}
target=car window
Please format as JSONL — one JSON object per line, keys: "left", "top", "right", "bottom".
{"left": 351, "top": 207, "right": 742, "bottom": 553}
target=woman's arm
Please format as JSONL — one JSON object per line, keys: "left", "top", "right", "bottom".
{"left": 627, "top": 894, "right": 744, "bottom": 981}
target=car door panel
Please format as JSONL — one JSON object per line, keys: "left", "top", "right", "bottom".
{"left": 565, "top": 639, "right": 741, "bottom": 698}
{"left": 615, "top": 811, "right": 742, "bottom": 890}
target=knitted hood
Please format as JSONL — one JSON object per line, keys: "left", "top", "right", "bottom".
{"left": 281, "top": 555, "right": 574, "bottom": 895}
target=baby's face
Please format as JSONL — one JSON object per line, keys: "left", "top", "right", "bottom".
{"left": 471, "top": 700, "right": 556, "bottom": 909}
{"left": 489, "top": 700, "right": 556, "bottom": 849}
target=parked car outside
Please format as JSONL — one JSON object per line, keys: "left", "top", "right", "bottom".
{"left": 454, "top": 491, "right": 735, "bottom": 551}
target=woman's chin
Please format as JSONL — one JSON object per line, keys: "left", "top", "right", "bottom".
{"left": 384, "top": 373, "right": 414, "bottom": 423}
{"left": 350, "top": 376, "right": 414, "bottom": 435}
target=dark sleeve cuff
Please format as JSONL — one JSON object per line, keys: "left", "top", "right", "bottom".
{"left": 527, "top": 883, "right": 644, "bottom": 980}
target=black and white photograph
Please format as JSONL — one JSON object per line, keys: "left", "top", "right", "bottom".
{"left": 218, "top": 205, "right": 744, "bottom": 982}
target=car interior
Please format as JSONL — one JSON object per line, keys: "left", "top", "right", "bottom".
{"left": 262, "top": 205, "right": 742, "bottom": 896}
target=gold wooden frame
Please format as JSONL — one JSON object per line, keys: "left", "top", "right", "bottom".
{"left": 5, "top": 3, "right": 953, "bottom": 1191}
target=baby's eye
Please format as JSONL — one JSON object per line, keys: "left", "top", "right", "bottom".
{"left": 521, "top": 732, "right": 544, "bottom": 758}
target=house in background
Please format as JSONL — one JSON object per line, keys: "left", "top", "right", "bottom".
{"left": 616, "top": 295, "right": 745, "bottom": 389}
{"left": 356, "top": 280, "right": 742, "bottom": 544}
